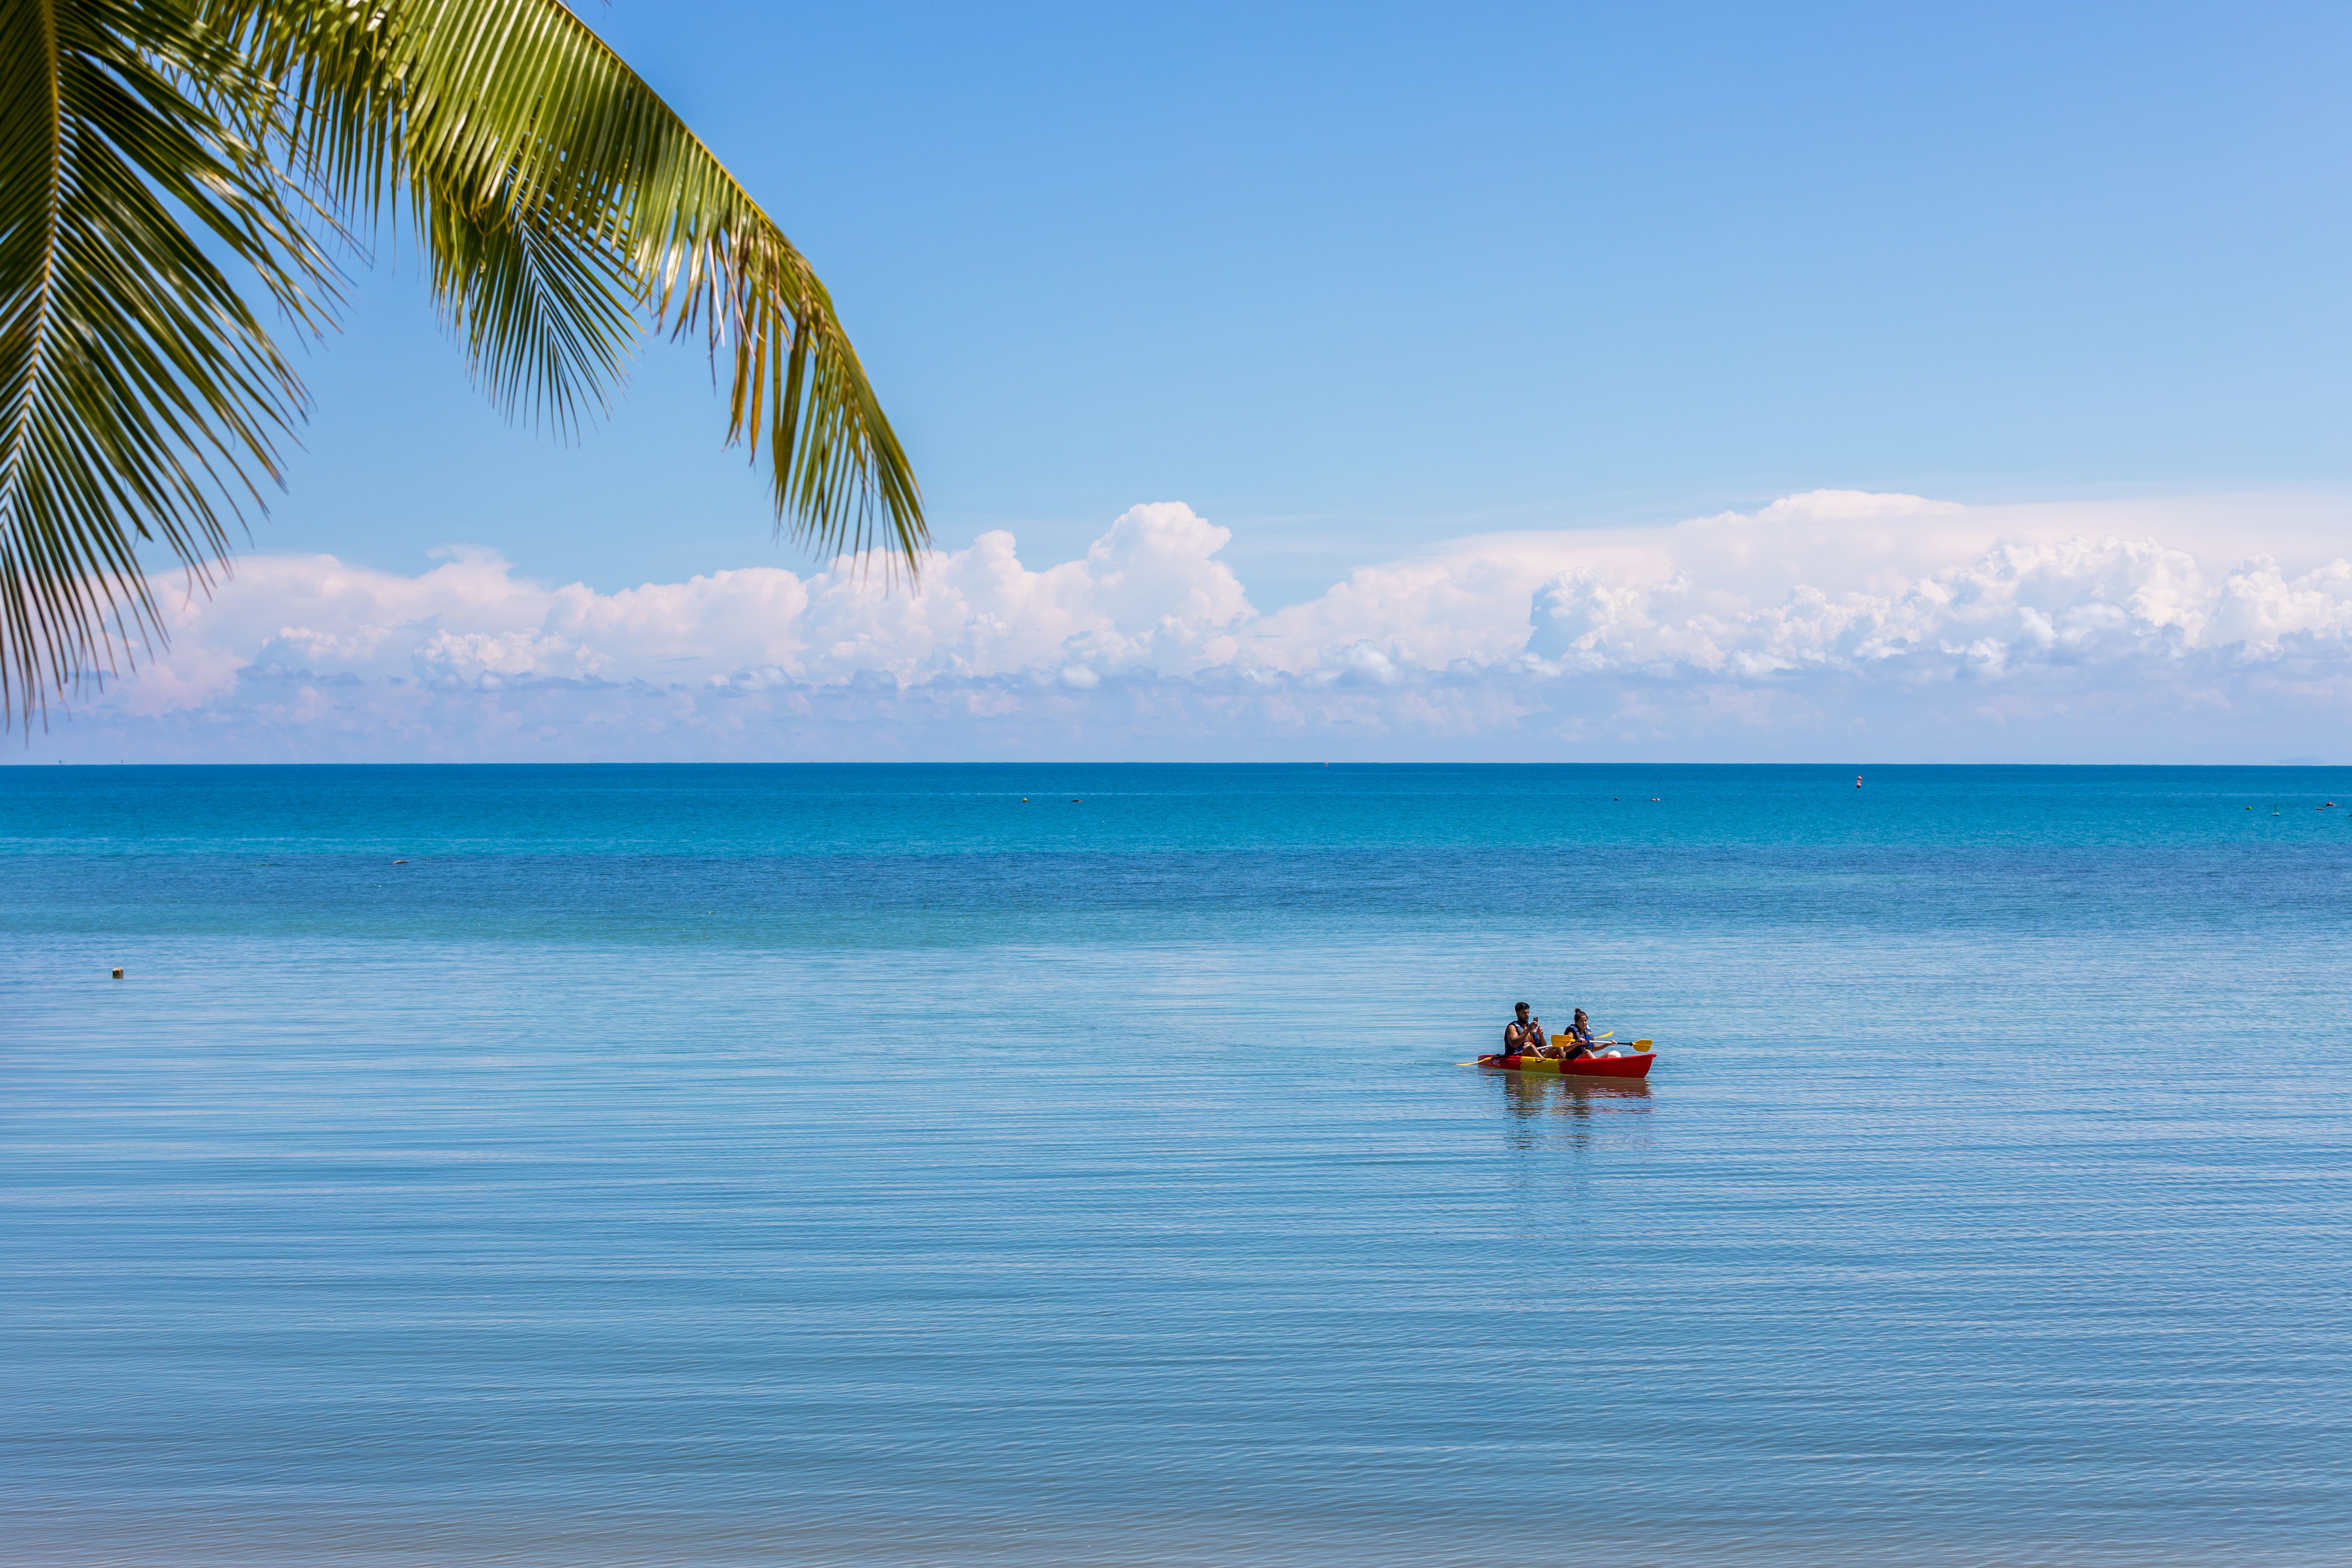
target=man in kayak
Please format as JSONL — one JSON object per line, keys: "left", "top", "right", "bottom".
{"left": 1502, "top": 1002, "right": 1545, "bottom": 1057}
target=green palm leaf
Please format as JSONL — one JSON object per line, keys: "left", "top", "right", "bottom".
{"left": 0, "top": 0, "right": 328, "bottom": 728}
{"left": 1, "top": 0, "right": 923, "bottom": 730}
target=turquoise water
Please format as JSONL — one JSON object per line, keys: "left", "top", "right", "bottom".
{"left": 5, "top": 764, "right": 2348, "bottom": 1567}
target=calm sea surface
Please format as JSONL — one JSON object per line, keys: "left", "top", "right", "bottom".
{"left": 4, "top": 764, "right": 2349, "bottom": 1567}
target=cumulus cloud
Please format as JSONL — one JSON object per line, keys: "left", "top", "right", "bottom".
{"left": 24, "top": 491, "right": 2352, "bottom": 761}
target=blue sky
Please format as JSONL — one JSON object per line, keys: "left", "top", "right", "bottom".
{"left": 252, "top": 0, "right": 2352, "bottom": 598}
{"left": 32, "top": 1, "right": 2352, "bottom": 761}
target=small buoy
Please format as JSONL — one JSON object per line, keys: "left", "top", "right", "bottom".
{"left": 1021, "top": 797, "right": 1028, "bottom": 802}
{"left": 111, "top": 968, "right": 124, "bottom": 980}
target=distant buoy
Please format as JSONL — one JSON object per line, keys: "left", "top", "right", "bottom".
{"left": 111, "top": 968, "right": 124, "bottom": 980}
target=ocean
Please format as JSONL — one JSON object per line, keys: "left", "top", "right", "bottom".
{"left": 5, "top": 763, "right": 2348, "bottom": 1567}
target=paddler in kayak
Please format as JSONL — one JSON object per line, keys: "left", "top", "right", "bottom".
{"left": 1485, "top": 1004, "right": 1598, "bottom": 1066}
{"left": 1502, "top": 1002, "right": 1544, "bottom": 1057}
{"left": 1487, "top": 1003, "right": 1571, "bottom": 1065}
{"left": 1556, "top": 1009, "right": 1597, "bottom": 1061}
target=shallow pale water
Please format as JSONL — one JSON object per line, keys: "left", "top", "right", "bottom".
{"left": 4, "top": 763, "right": 2348, "bottom": 1567}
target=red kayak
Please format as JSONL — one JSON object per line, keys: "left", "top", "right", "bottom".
{"left": 1476, "top": 1050, "right": 1655, "bottom": 1079}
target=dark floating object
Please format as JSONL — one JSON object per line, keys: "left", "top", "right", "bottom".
{"left": 111, "top": 968, "right": 124, "bottom": 980}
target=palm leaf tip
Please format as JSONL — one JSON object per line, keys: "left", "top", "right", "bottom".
{"left": 366, "top": 0, "right": 925, "bottom": 568}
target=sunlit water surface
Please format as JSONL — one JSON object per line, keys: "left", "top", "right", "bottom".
{"left": 5, "top": 764, "right": 2348, "bottom": 1567}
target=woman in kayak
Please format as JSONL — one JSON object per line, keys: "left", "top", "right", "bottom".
{"left": 1556, "top": 1009, "right": 1596, "bottom": 1061}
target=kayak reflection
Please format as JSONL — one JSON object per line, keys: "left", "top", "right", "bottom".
{"left": 1496, "top": 1071, "right": 1652, "bottom": 1157}
{"left": 1498, "top": 1071, "right": 1652, "bottom": 1116}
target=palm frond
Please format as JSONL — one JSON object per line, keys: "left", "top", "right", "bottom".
{"left": 415, "top": 153, "right": 640, "bottom": 432}
{"left": 0, "top": 0, "right": 333, "bottom": 727}
{"left": 3, "top": 0, "right": 921, "bottom": 731}
{"left": 228, "top": 0, "right": 925, "bottom": 567}
{"left": 401, "top": 0, "right": 924, "bottom": 569}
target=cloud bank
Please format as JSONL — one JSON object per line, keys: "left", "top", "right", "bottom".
{"left": 23, "top": 491, "right": 2352, "bottom": 761}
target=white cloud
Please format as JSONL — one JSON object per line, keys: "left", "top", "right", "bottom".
{"left": 24, "top": 491, "right": 2352, "bottom": 762}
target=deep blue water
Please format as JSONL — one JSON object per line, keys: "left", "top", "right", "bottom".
{"left": 4, "top": 764, "right": 2349, "bottom": 1567}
